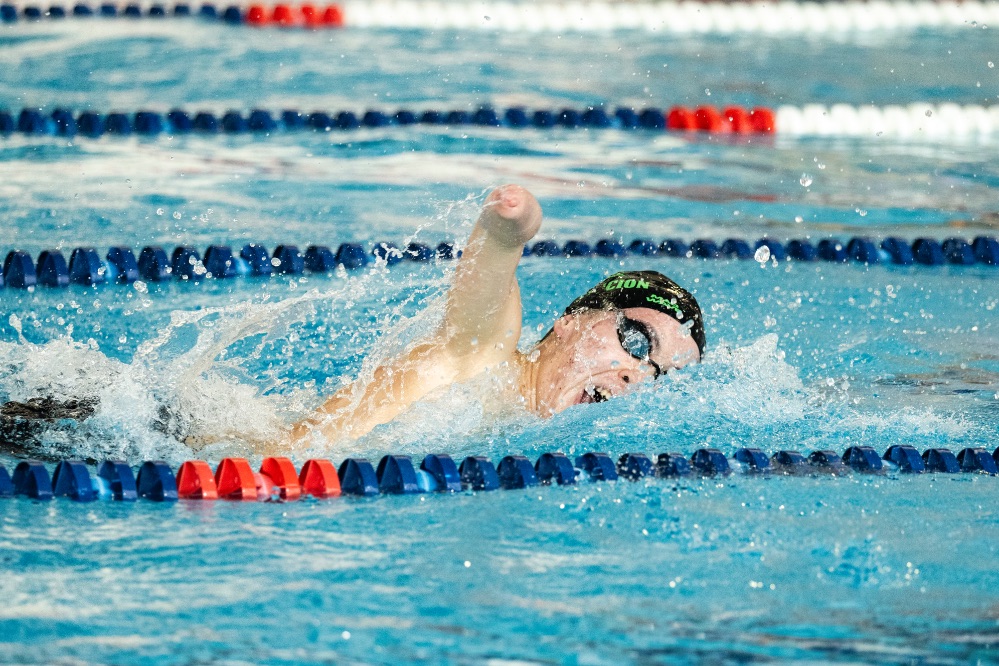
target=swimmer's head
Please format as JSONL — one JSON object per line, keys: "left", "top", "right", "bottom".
{"left": 529, "top": 271, "right": 705, "bottom": 414}
{"left": 562, "top": 271, "right": 705, "bottom": 356}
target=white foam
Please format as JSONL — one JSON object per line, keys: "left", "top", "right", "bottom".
{"left": 0, "top": 200, "right": 484, "bottom": 462}
{"left": 671, "top": 333, "right": 810, "bottom": 425}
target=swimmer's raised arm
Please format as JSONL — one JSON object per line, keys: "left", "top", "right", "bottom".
{"left": 438, "top": 184, "right": 542, "bottom": 358}
{"left": 286, "top": 185, "right": 542, "bottom": 447}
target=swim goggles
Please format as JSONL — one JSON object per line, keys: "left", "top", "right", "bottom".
{"left": 616, "top": 313, "right": 664, "bottom": 379}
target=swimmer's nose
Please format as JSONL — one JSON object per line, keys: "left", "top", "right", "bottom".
{"left": 618, "top": 366, "right": 653, "bottom": 386}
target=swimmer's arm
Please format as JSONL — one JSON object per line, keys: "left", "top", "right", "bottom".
{"left": 288, "top": 185, "right": 542, "bottom": 447}
{"left": 441, "top": 185, "right": 542, "bottom": 355}
{"left": 290, "top": 342, "right": 453, "bottom": 444}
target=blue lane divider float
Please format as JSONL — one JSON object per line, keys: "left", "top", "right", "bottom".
{"left": 136, "top": 461, "right": 178, "bottom": 501}
{"left": 733, "top": 447, "right": 770, "bottom": 472}
{"left": 0, "top": 2, "right": 255, "bottom": 24}
{"left": 923, "top": 448, "right": 961, "bottom": 473}
{"left": 2, "top": 443, "right": 998, "bottom": 504}
{"left": 617, "top": 452, "right": 655, "bottom": 480}
{"left": 11, "top": 460, "right": 53, "bottom": 500}
{"left": 496, "top": 455, "right": 539, "bottom": 489}
{"left": 691, "top": 448, "right": 731, "bottom": 475}
{"left": 51, "top": 459, "right": 97, "bottom": 501}
{"left": 534, "top": 452, "right": 577, "bottom": 486}
{"left": 0, "top": 463, "right": 13, "bottom": 497}
{"left": 0, "top": 234, "right": 996, "bottom": 293}
{"left": 338, "top": 458, "right": 378, "bottom": 496}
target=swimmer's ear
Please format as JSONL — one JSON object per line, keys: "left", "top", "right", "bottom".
{"left": 552, "top": 314, "right": 576, "bottom": 339}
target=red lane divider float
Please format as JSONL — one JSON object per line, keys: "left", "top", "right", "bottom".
{"left": 176, "top": 460, "right": 218, "bottom": 499}
{"left": 245, "top": 2, "right": 343, "bottom": 27}
{"left": 260, "top": 456, "right": 302, "bottom": 500}
{"left": 215, "top": 457, "right": 257, "bottom": 500}
{"left": 298, "top": 458, "right": 341, "bottom": 498}
{"left": 177, "top": 457, "right": 340, "bottom": 501}
{"left": 666, "top": 106, "right": 775, "bottom": 133}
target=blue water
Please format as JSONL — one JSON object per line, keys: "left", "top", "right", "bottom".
{"left": 1, "top": 14, "right": 998, "bottom": 664}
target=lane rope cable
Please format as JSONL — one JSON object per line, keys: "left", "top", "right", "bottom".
{"left": 1, "top": 0, "right": 997, "bottom": 34}
{"left": 0, "top": 235, "right": 996, "bottom": 291}
{"left": 2, "top": 444, "right": 998, "bottom": 502}
{"left": 4, "top": 104, "right": 999, "bottom": 140}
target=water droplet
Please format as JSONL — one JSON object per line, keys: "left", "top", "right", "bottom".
{"left": 133, "top": 280, "right": 148, "bottom": 293}
{"left": 817, "top": 163, "right": 826, "bottom": 170}
{"left": 925, "top": 109, "right": 933, "bottom": 117}
{"left": 172, "top": 211, "right": 182, "bottom": 219}
{"left": 799, "top": 173, "right": 813, "bottom": 187}
{"left": 704, "top": 88, "right": 711, "bottom": 96}
{"left": 156, "top": 208, "right": 164, "bottom": 215}
{"left": 989, "top": 61, "right": 995, "bottom": 68}
{"left": 794, "top": 216, "right": 803, "bottom": 223}
{"left": 855, "top": 208, "right": 868, "bottom": 217}
{"left": 754, "top": 246, "right": 771, "bottom": 263}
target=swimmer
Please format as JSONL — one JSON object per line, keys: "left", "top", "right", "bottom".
{"left": 289, "top": 184, "right": 705, "bottom": 445}
{"left": 0, "top": 185, "right": 705, "bottom": 454}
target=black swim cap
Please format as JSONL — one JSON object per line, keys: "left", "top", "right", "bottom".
{"left": 564, "top": 270, "right": 706, "bottom": 355}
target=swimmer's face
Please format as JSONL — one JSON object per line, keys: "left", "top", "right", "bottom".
{"left": 537, "top": 307, "right": 700, "bottom": 413}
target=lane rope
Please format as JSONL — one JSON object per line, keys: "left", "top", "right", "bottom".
{"left": 2, "top": 444, "right": 997, "bottom": 502}
{"left": 1, "top": 0, "right": 996, "bottom": 33}
{"left": 4, "top": 104, "right": 999, "bottom": 139}
{"left": 1, "top": 235, "right": 996, "bottom": 291}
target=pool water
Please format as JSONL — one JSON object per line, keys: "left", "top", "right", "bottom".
{"left": 1, "top": 13, "right": 998, "bottom": 664}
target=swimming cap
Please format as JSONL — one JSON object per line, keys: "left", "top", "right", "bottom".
{"left": 564, "top": 270, "right": 706, "bottom": 355}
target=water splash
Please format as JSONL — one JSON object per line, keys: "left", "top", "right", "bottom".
{"left": 0, "top": 203, "right": 488, "bottom": 463}
{"left": 0, "top": 297, "right": 977, "bottom": 465}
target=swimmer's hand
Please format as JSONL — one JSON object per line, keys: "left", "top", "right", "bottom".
{"left": 478, "top": 184, "right": 543, "bottom": 249}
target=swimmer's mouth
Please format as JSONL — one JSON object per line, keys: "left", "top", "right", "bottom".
{"left": 580, "top": 387, "right": 610, "bottom": 405}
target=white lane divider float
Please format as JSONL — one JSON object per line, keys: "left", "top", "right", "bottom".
{"left": 775, "top": 103, "right": 999, "bottom": 138}
{"left": 338, "top": 0, "right": 999, "bottom": 33}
